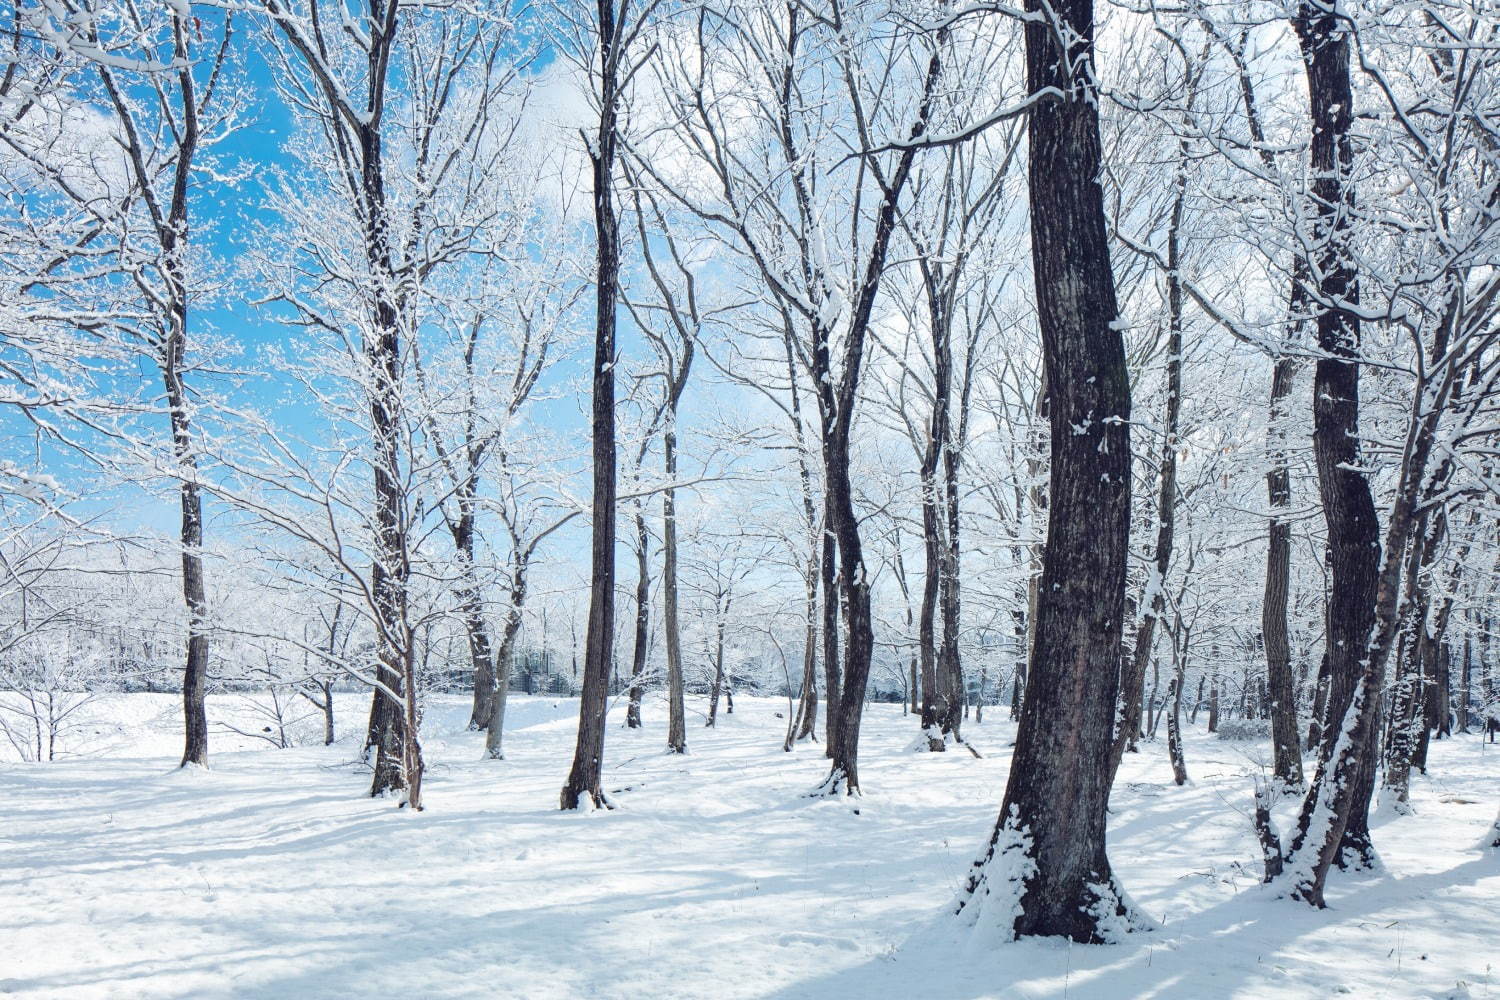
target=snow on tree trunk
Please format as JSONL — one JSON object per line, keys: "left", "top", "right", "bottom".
{"left": 959, "top": 0, "right": 1137, "bottom": 942}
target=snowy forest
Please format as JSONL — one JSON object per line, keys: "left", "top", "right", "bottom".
{"left": 3, "top": 0, "right": 1500, "bottom": 996}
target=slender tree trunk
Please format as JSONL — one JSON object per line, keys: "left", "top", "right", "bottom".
{"left": 561, "top": 0, "right": 622, "bottom": 810}
{"left": 1384, "top": 583, "right": 1425, "bottom": 807}
{"left": 1237, "top": 9, "right": 1306, "bottom": 793}
{"left": 1109, "top": 155, "right": 1184, "bottom": 784}
{"left": 168, "top": 355, "right": 210, "bottom": 768}
{"left": 1307, "top": 652, "right": 1331, "bottom": 750}
{"left": 1167, "top": 672, "right": 1187, "bottom": 786}
{"left": 960, "top": 0, "right": 1134, "bottom": 939}
{"left": 791, "top": 556, "right": 819, "bottom": 743}
{"left": 909, "top": 658, "right": 919, "bottom": 717}
{"left": 663, "top": 430, "right": 687, "bottom": 754}
{"left": 707, "top": 614, "right": 727, "bottom": 726}
{"left": 1264, "top": 351, "right": 1304, "bottom": 789}
{"left": 1145, "top": 657, "right": 1161, "bottom": 739}
{"left": 321, "top": 681, "right": 335, "bottom": 746}
{"left": 783, "top": 323, "right": 820, "bottom": 747}
{"left": 918, "top": 445, "right": 945, "bottom": 749}
{"left": 147, "top": 21, "right": 211, "bottom": 771}
{"left": 939, "top": 378, "right": 966, "bottom": 746}
{"left": 456, "top": 508, "right": 496, "bottom": 732}
{"left": 485, "top": 572, "right": 524, "bottom": 760}
{"left": 1459, "top": 633, "right": 1472, "bottom": 733}
{"left": 813, "top": 32, "right": 948, "bottom": 794}
{"left": 626, "top": 510, "right": 650, "bottom": 729}
{"left": 820, "top": 526, "right": 840, "bottom": 759}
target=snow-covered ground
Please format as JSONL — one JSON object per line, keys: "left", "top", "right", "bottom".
{"left": 3, "top": 692, "right": 1498, "bottom": 999}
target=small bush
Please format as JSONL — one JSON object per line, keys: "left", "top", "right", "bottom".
{"left": 1216, "top": 718, "right": 1272, "bottom": 742}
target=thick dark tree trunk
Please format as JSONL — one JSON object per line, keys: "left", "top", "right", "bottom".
{"left": 1277, "top": 1, "right": 1384, "bottom": 898}
{"left": 561, "top": 0, "right": 623, "bottom": 810}
{"left": 358, "top": 121, "right": 421, "bottom": 807}
{"left": 820, "top": 437, "right": 876, "bottom": 793}
{"left": 960, "top": 0, "right": 1134, "bottom": 940}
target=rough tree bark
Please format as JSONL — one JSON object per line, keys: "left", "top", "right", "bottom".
{"left": 959, "top": 0, "right": 1135, "bottom": 940}
{"left": 1273, "top": 0, "right": 1385, "bottom": 898}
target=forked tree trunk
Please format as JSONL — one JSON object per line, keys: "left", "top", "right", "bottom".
{"left": 816, "top": 32, "right": 948, "bottom": 797}
{"left": 960, "top": 0, "right": 1134, "bottom": 941}
{"left": 1276, "top": 0, "right": 1386, "bottom": 897}
{"left": 484, "top": 578, "right": 524, "bottom": 760}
